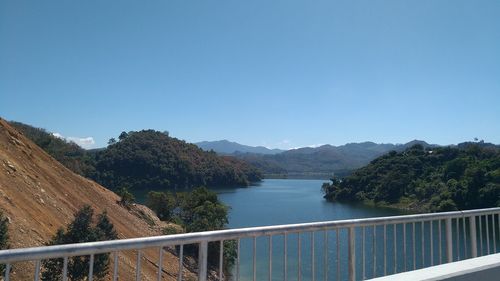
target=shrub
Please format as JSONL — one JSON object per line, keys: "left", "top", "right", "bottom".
{"left": 146, "top": 191, "right": 176, "bottom": 221}
{"left": 147, "top": 187, "right": 236, "bottom": 272}
{"left": 116, "top": 186, "right": 135, "bottom": 207}
{"left": 42, "top": 206, "right": 117, "bottom": 281}
{"left": 162, "top": 224, "right": 184, "bottom": 235}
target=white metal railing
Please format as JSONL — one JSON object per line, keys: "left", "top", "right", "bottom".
{"left": 0, "top": 207, "right": 499, "bottom": 281}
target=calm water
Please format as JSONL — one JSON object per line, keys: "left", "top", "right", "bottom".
{"left": 215, "top": 179, "right": 404, "bottom": 228}
{"left": 135, "top": 179, "right": 404, "bottom": 280}
{"left": 136, "top": 179, "right": 495, "bottom": 280}
{"left": 214, "top": 179, "right": 405, "bottom": 281}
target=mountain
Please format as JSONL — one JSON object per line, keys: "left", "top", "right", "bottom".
{"left": 322, "top": 143, "right": 500, "bottom": 212}
{"left": 234, "top": 140, "right": 435, "bottom": 178}
{"left": 196, "top": 140, "right": 284, "bottom": 155}
{"left": 0, "top": 118, "right": 195, "bottom": 280}
{"left": 92, "top": 131, "right": 262, "bottom": 190}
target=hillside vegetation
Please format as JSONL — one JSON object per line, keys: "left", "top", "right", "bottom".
{"left": 9, "top": 121, "right": 96, "bottom": 176}
{"left": 322, "top": 143, "right": 500, "bottom": 212}
{"left": 92, "top": 130, "right": 261, "bottom": 190}
{"left": 9, "top": 122, "right": 261, "bottom": 191}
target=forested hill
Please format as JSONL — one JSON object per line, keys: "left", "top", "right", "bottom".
{"left": 9, "top": 121, "right": 261, "bottom": 190}
{"left": 322, "top": 143, "right": 500, "bottom": 212}
{"left": 92, "top": 130, "right": 261, "bottom": 190}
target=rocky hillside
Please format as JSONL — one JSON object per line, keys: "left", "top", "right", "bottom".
{"left": 0, "top": 119, "right": 195, "bottom": 280}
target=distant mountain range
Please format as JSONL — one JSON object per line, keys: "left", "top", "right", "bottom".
{"left": 196, "top": 140, "right": 285, "bottom": 155}
{"left": 196, "top": 140, "right": 437, "bottom": 178}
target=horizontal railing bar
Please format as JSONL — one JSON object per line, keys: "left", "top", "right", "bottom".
{"left": 1, "top": 207, "right": 499, "bottom": 264}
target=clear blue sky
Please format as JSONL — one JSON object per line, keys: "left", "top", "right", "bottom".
{"left": 1, "top": 0, "right": 499, "bottom": 149}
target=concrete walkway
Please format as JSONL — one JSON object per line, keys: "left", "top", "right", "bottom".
{"left": 369, "top": 253, "right": 500, "bottom": 281}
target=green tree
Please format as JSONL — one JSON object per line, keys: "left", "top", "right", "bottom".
{"left": 41, "top": 229, "right": 66, "bottom": 280}
{"left": 116, "top": 186, "right": 135, "bottom": 207}
{"left": 147, "top": 187, "right": 236, "bottom": 272}
{"left": 146, "top": 191, "right": 176, "bottom": 221}
{"left": 93, "top": 211, "right": 118, "bottom": 280}
{"left": 0, "top": 211, "right": 9, "bottom": 275}
{"left": 118, "top": 131, "right": 128, "bottom": 141}
{"left": 178, "top": 187, "right": 228, "bottom": 233}
{"left": 176, "top": 187, "right": 233, "bottom": 270}
{"left": 41, "top": 206, "right": 117, "bottom": 281}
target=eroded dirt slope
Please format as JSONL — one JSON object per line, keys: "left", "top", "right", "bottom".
{"left": 0, "top": 118, "right": 195, "bottom": 280}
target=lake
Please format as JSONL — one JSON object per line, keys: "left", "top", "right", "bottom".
{"left": 134, "top": 178, "right": 404, "bottom": 228}
{"left": 135, "top": 179, "right": 405, "bottom": 280}
{"left": 135, "top": 179, "right": 477, "bottom": 281}
{"left": 134, "top": 179, "right": 484, "bottom": 281}
{"left": 214, "top": 179, "right": 405, "bottom": 281}
{"left": 216, "top": 179, "right": 403, "bottom": 228}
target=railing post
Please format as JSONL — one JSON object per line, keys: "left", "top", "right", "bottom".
{"left": 113, "top": 252, "right": 119, "bottom": 281}
{"left": 470, "top": 216, "right": 477, "bottom": 258}
{"left": 198, "top": 241, "right": 208, "bottom": 281}
{"left": 348, "top": 227, "right": 355, "bottom": 281}
{"left": 5, "top": 263, "right": 11, "bottom": 281}
{"left": 136, "top": 251, "right": 142, "bottom": 281}
{"left": 34, "top": 260, "right": 40, "bottom": 281}
{"left": 445, "top": 218, "right": 453, "bottom": 263}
